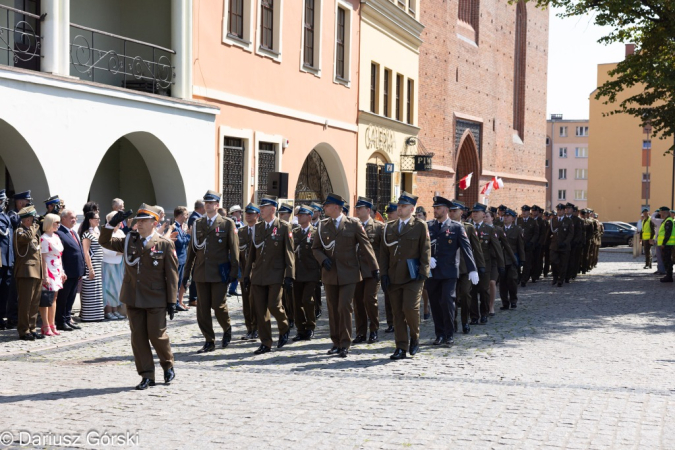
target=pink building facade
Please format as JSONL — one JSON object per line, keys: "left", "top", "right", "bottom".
{"left": 192, "top": 0, "right": 361, "bottom": 209}
{"left": 546, "top": 118, "right": 589, "bottom": 209}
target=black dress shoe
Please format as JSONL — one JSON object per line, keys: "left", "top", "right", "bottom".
{"left": 136, "top": 378, "right": 156, "bottom": 390}
{"left": 520, "top": 282, "right": 526, "bottom": 288}
{"left": 557, "top": 282, "right": 563, "bottom": 287}
{"left": 390, "top": 348, "right": 407, "bottom": 360}
{"left": 338, "top": 347, "right": 349, "bottom": 358}
{"left": 66, "top": 321, "right": 81, "bottom": 330}
{"left": 352, "top": 335, "right": 366, "bottom": 344}
{"left": 462, "top": 324, "right": 470, "bottom": 334}
{"left": 289, "top": 320, "right": 295, "bottom": 329}
{"left": 222, "top": 328, "right": 232, "bottom": 348}
{"left": 510, "top": 304, "right": 517, "bottom": 309}
{"left": 551, "top": 280, "right": 558, "bottom": 286}
{"left": 277, "top": 331, "right": 289, "bottom": 348}
{"left": 251, "top": 330, "right": 259, "bottom": 339}
{"left": 240, "top": 333, "right": 251, "bottom": 341}
{"left": 19, "top": 334, "right": 35, "bottom": 341}
{"left": 175, "top": 304, "right": 188, "bottom": 312}
{"left": 327, "top": 346, "right": 340, "bottom": 355}
{"left": 470, "top": 319, "right": 479, "bottom": 325}
{"left": 56, "top": 323, "right": 73, "bottom": 332}
{"left": 367, "top": 331, "right": 378, "bottom": 343}
{"left": 446, "top": 336, "right": 454, "bottom": 346}
{"left": 500, "top": 305, "right": 510, "bottom": 310}
{"left": 164, "top": 367, "right": 175, "bottom": 384}
{"left": 292, "top": 333, "right": 306, "bottom": 342}
{"left": 479, "top": 316, "right": 488, "bottom": 325}
{"left": 564, "top": 279, "right": 570, "bottom": 284}
{"left": 254, "top": 344, "right": 271, "bottom": 355}
{"left": 197, "top": 341, "right": 216, "bottom": 353}
{"left": 32, "top": 332, "right": 45, "bottom": 339}
{"left": 433, "top": 336, "right": 445, "bottom": 345}
{"left": 384, "top": 325, "right": 395, "bottom": 333}
{"left": 409, "top": 339, "right": 420, "bottom": 355}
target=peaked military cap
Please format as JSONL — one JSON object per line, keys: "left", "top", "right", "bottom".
{"left": 521, "top": 205, "right": 531, "bottom": 211}
{"left": 489, "top": 206, "right": 498, "bottom": 214}
{"left": 498, "top": 204, "right": 507, "bottom": 211}
{"left": 244, "top": 203, "right": 260, "bottom": 214}
{"left": 323, "top": 193, "right": 345, "bottom": 207}
{"left": 18, "top": 205, "right": 37, "bottom": 218}
{"left": 260, "top": 195, "right": 279, "bottom": 208}
{"left": 44, "top": 195, "right": 60, "bottom": 206}
{"left": 297, "top": 205, "right": 314, "bottom": 215}
{"left": 432, "top": 196, "right": 453, "bottom": 208}
{"left": 397, "top": 191, "right": 418, "bottom": 206}
{"left": 471, "top": 202, "right": 487, "bottom": 213}
{"left": 355, "top": 196, "right": 374, "bottom": 209}
{"left": 13, "top": 190, "right": 31, "bottom": 201}
{"left": 505, "top": 209, "right": 518, "bottom": 217}
{"left": 556, "top": 203, "right": 567, "bottom": 210}
{"left": 278, "top": 203, "right": 293, "bottom": 214}
{"left": 565, "top": 202, "right": 575, "bottom": 209}
{"left": 342, "top": 203, "right": 350, "bottom": 215}
{"left": 386, "top": 202, "right": 398, "bottom": 213}
{"left": 309, "top": 202, "right": 324, "bottom": 213}
{"left": 203, "top": 190, "right": 221, "bottom": 202}
{"left": 135, "top": 203, "right": 161, "bottom": 221}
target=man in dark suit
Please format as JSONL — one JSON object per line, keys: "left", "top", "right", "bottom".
{"left": 186, "top": 200, "right": 205, "bottom": 306}
{"left": 170, "top": 206, "right": 191, "bottom": 311}
{"left": 54, "top": 209, "right": 85, "bottom": 331}
{"left": 0, "top": 189, "right": 17, "bottom": 330}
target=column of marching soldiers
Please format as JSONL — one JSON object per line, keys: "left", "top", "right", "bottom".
{"left": 0, "top": 187, "right": 604, "bottom": 390}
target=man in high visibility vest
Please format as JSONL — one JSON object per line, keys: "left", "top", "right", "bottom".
{"left": 657, "top": 206, "right": 675, "bottom": 282}
{"left": 640, "top": 207, "right": 655, "bottom": 270}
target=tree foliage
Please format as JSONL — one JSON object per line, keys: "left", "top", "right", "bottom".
{"left": 521, "top": 1, "right": 675, "bottom": 149}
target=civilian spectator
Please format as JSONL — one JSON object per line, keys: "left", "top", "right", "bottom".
{"left": 112, "top": 198, "right": 130, "bottom": 234}
{"left": 79, "top": 211, "right": 104, "bottom": 322}
{"left": 83, "top": 201, "right": 99, "bottom": 216}
{"left": 217, "top": 207, "right": 227, "bottom": 217}
{"left": 102, "top": 211, "right": 125, "bottom": 320}
{"left": 55, "top": 209, "right": 85, "bottom": 331}
{"left": 170, "top": 206, "right": 190, "bottom": 311}
{"left": 39, "top": 213, "right": 66, "bottom": 336}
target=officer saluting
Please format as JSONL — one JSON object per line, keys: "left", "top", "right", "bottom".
{"left": 100, "top": 205, "right": 179, "bottom": 390}
{"left": 380, "top": 192, "right": 431, "bottom": 360}
{"left": 426, "top": 197, "right": 478, "bottom": 346}
{"left": 14, "top": 206, "right": 43, "bottom": 340}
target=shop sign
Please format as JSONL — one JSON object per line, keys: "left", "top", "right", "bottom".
{"left": 414, "top": 155, "right": 433, "bottom": 172}
{"left": 365, "top": 124, "right": 395, "bottom": 155}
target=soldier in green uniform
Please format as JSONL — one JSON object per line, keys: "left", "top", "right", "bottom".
{"left": 486, "top": 209, "right": 515, "bottom": 314}
{"left": 14, "top": 206, "right": 44, "bottom": 341}
{"left": 517, "top": 205, "right": 539, "bottom": 287}
{"left": 530, "top": 205, "right": 547, "bottom": 283}
{"left": 470, "top": 203, "right": 504, "bottom": 325}
{"left": 500, "top": 209, "right": 526, "bottom": 309}
{"left": 549, "top": 203, "right": 574, "bottom": 287}
{"left": 309, "top": 203, "right": 324, "bottom": 318}
{"left": 278, "top": 202, "right": 297, "bottom": 328}
{"left": 382, "top": 202, "right": 399, "bottom": 333}
{"left": 353, "top": 197, "right": 384, "bottom": 344}
{"left": 238, "top": 203, "right": 260, "bottom": 340}
{"left": 452, "top": 201, "right": 483, "bottom": 334}
{"left": 565, "top": 203, "right": 584, "bottom": 282}
{"left": 101, "top": 205, "right": 179, "bottom": 390}
{"left": 291, "top": 206, "right": 321, "bottom": 341}
{"left": 593, "top": 213, "right": 603, "bottom": 269}
{"left": 543, "top": 211, "right": 552, "bottom": 277}
{"left": 380, "top": 192, "right": 431, "bottom": 360}
{"left": 244, "top": 195, "right": 294, "bottom": 354}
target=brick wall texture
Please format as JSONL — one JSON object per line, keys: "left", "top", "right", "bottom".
{"left": 416, "top": 0, "right": 549, "bottom": 211}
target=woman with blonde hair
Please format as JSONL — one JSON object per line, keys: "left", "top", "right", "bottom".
{"left": 39, "top": 213, "right": 67, "bottom": 336}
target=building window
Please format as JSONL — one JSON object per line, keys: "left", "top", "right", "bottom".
{"left": 336, "top": 7, "right": 346, "bottom": 79}
{"left": 559, "top": 147, "right": 567, "bottom": 158}
{"left": 407, "top": 79, "right": 415, "bottom": 125}
{"left": 560, "top": 126, "right": 567, "bottom": 137}
{"left": 229, "top": 0, "right": 244, "bottom": 38}
{"left": 575, "top": 190, "right": 587, "bottom": 201}
{"left": 558, "top": 169, "right": 566, "bottom": 180}
{"left": 396, "top": 74, "right": 403, "bottom": 121}
{"left": 370, "top": 63, "right": 379, "bottom": 114}
{"left": 575, "top": 169, "right": 588, "bottom": 179}
{"left": 575, "top": 126, "right": 589, "bottom": 137}
{"left": 333, "top": 2, "right": 352, "bottom": 85}
{"left": 408, "top": 0, "right": 416, "bottom": 16}
{"left": 575, "top": 147, "right": 588, "bottom": 158}
{"left": 223, "top": 0, "right": 254, "bottom": 51}
{"left": 513, "top": 0, "right": 527, "bottom": 141}
{"left": 303, "top": 0, "right": 315, "bottom": 66}
{"left": 257, "top": 142, "right": 277, "bottom": 198}
{"left": 458, "top": 0, "right": 479, "bottom": 41}
{"left": 222, "top": 137, "right": 246, "bottom": 209}
{"left": 261, "top": 0, "right": 274, "bottom": 50}
{"left": 301, "top": 0, "right": 323, "bottom": 75}
{"left": 256, "top": 0, "right": 283, "bottom": 60}
{"left": 545, "top": 182, "right": 549, "bottom": 188}
{"left": 546, "top": 136, "right": 550, "bottom": 146}
{"left": 383, "top": 69, "right": 391, "bottom": 117}
{"left": 545, "top": 159, "right": 549, "bottom": 168}
{"left": 558, "top": 190, "right": 566, "bottom": 200}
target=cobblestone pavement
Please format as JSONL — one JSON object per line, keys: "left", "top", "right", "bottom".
{"left": 1, "top": 249, "right": 674, "bottom": 449}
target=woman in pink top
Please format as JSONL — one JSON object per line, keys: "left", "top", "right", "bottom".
{"left": 39, "top": 213, "right": 67, "bottom": 336}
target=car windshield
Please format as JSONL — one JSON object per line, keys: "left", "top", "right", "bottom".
{"left": 612, "top": 222, "right": 636, "bottom": 230}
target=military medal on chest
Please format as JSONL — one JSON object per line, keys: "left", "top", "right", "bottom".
{"left": 216, "top": 226, "right": 223, "bottom": 243}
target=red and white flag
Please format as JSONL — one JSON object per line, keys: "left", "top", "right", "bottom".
{"left": 480, "top": 181, "right": 492, "bottom": 195}
{"left": 459, "top": 173, "right": 473, "bottom": 190}
{"left": 492, "top": 176, "right": 504, "bottom": 190}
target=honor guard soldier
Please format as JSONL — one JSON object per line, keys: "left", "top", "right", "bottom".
{"left": 495, "top": 205, "right": 507, "bottom": 227}
{"left": 180, "top": 190, "right": 239, "bottom": 353}
{"left": 9, "top": 191, "right": 33, "bottom": 229}
{"left": 382, "top": 202, "right": 399, "bottom": 332}
{"left": 0, "top": 190, "right": 16, "bottom": 330}
{"left": 14, "top": 206, "right": 43, "bottom": 340}
{"left": 543, "top": 211, "right": 552, "bottom": 277}
{"left": 451, "top": 200, "right": 483, "bottom": 334}
{"left": 101, "top": 205, "right": 178, "bottom": 390}
{"left": 500, "top": 209, "right": 526, "bottom": 309}
{"left": 426, "top": 197, "right": 478, "bottom": 345}
{"left": 238, "top": 203, "right": 260, "bottom": 340}
{"left": 640, "top": 207, "right": 655, "bottom": 270}
{"left": 566, "top": 204, "right": 584, "bottom": 281}
{"left": 530, "top": 205, "right": 547, "bottom": 282}
{"left": 278, "top": 203, "right": 296, "bottom": 227}
{"left": 549, "top": 203, "right": 574, "bottom": 287}
{"left": 291, "top": 206, "right": 321, "bottom": 341}
{"left": 517, "top": 205, "right": 539, "bottom": 287}
{"left": 308, "top": 202, "right": 324, "bottom": 318}
{"left": 484, "top": 209, "right": 512, "bottom": 315}
{"left": 380, "top": 192, "right": 431, "bottom": 360}
{"left": 278, "top": 202, "right": 297, "bottom": 326}
{"left": 43, "top": 195, "right": 63, "bottom": 216}
{"left": 243, "top": 195, "right": 294, "bottom": 354}
{"left": 227, "top": 205, "right": 244, "bottom": 298}
{"left": 353, "top": 196, "right": 384, "bottom": 344}
{"left": 470, "top": 203, "right": 504, "bottom": 325}
{"left": 312, "top": 193, "right": 378, "bottom": 358}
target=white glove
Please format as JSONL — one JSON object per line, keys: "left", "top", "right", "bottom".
{"left": 430, "top": 257, "right": 437, "bottom": 269}
{"left": 469, "top": 271, "right": 479, "bottom": 285}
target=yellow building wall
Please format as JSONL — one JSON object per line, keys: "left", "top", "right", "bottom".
{"left": 589, "top": 62, "right": 674, "bottom": 222}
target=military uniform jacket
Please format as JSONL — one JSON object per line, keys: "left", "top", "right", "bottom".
{"left": 549, "top": 216, "right": 574, "bottom": 251}
{"left": 13, "top": 223, "right": 41, "bottom": 279}
{"left": 570, "top": 215, "right": 584, "bottom": 245}
{"left": 245, "top": 218, "right": 294, "bottom": 285}
{"left": 460, "top": 222, "right": 485, "bottom": 275}
{"left": 312, "top": 216, "right": 377, "bottom": 286}
{"left": 474, "top": 222, "right": 505, "bottom": 270}
{"left": 0, "top": 211, "right": 13, "bottom": 268}
{"left": 183, "top": 214, "right": 239, "bottom": 284}
{"left": 584, "top": 219, "right": 594, "bottom": 243}
{"left": 359, "top": 218, "right": 384, "bottom": 279}
{"left": 428, "top": 219, "right": 476, "bottom": 279}
{"left": 494, "top": 225, "right": 517, "bottom": 266}
{"left": 237, "top": 224, "right": 256, "bottom": 280}
{"left": 517, "top": 217, "right": 539, "bottom": 247}
{"left": 379, "top": 217, "right": 431, "bottom": 285}
{"left": 502, "top": 224, "right": 526, "bottom": 266}
{"left": 536, "top": 217, "right": 548, "bottom": 246}
{"left": 99, "top": 227, "right": 179, "bottom": 309}
{"left": 293, "top": 225, "right": 321, "bottom": 283}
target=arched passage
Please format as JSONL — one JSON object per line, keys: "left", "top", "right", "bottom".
{"left": 89, "top": 132, "right": 187, "bottom": 214}
{"left": 294, "top": 143, "right": 349, "bottom": 204}
{"left": 0, "top": 119, "right": 50, "bottom": 208}
{"left": 455, "top": 131, "right": 480, "bottom": 206}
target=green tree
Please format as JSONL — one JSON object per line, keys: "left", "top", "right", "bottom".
{"left": 524, "top": 1, "right": 675, "bottom": 149}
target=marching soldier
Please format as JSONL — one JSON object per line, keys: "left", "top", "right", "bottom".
{"left": 243, "top": 195, "right": 294, "bottom": 354}
{"left": 426, "top": 197, "right": 478, "bottom": 345}
{"left": 451, "top": 200, "right": 483, "bottom": 334}
{"left": 485, "top": 209, "right": 514, "bottom": 315}
{"left": 640, "top": 207, "right": 655, "bottom": 270}
{"left": 517, "top": 205, "right": 539, "bottom": 287}
{"left": 278, "top": 202, "right": 297, "bottom": 327}
{"left": 593, "top": 213, "right": 603, "bottom": 268}
{"left": 309, "top": 202, "right": 324, "bottom": 318}
{"left": 543, "top": 211, "right": 552, "bottom": 277}
{"left": 237, "top": 203, "right": 260, "bottom": 340}
{"left": 180, "top": 190, "right": 239, "bottom": 353}
{"left": 14, "top": 206, "right": 43, "bottom": 340}
{"left": 500, "top": 209, "right": 526, "bottom": 309}
{"left": 566, "top": 203, "right": 584, "bottom": 281}
{"left": 530, "top": 205, "right": 547, "bottom": 283}
{"left": 580, "top": 209, "right": 593, "bottom": 274}
{"left": 382, "top": 202, "right": 399, "bottom": 333}
{"left": 380, "top": 192, "right": 431, "bottom": 360}
{"left": 292, "top": 206, "right": 321, "bottom": 341}
{"left": 312, "top": 194, "right": 378, "bottom": 358}
{"left": 470, "top": 203, "right": 504, "bottom": 325}
{"left": 549, "top": 203, "right": 574, "bottom": 287}
{"left": 101, "top": 206, "right": 178, "bottom": 390}
{"left": 353, "top": 197, "right": 383, "bottom": 344}
{"left": 495, "top": 205, "right": 507, "bottom": 227}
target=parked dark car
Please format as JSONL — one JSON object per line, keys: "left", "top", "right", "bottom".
{"left": 601, "top": 222, "right": 634, "bottom": 247}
